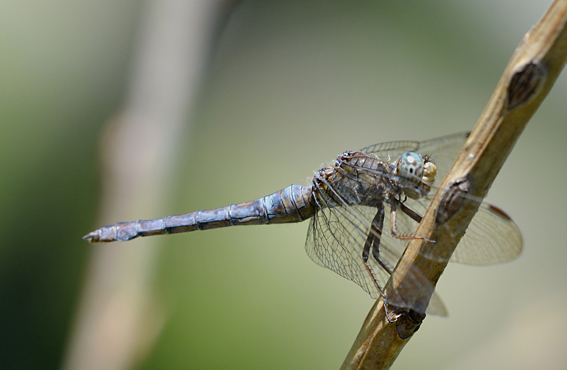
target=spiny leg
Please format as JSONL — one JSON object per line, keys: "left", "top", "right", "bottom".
{"left": 389, "top": 198, "right": 434, "bottom": 243}
{"left": 362, "top": 203, "right": 400, "bottom": 322}
{"left": 362, "top": 202, "right": 391, "bottom": 273}
{"left": 398, "top": 200, "right": 422, "bottom": 223}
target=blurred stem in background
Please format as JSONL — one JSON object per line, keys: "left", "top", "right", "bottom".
{"left": 62, "top": 1, "right": 232, "bottom": 369}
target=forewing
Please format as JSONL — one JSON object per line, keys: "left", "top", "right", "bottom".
{"left": 450, "top": 202, "right": 523, "bottom": 265}
{"left": 363, "top": 132, "right": 522, "bottom": 265}
{"left": 359, "top": 140, "right": 421, "bottom": 162}
{"left": 416, "top": 133, "right": 523, "bottom": 264}
{"left": 398, "top": 192, "right": 523, "bottom": 265}
{"left": 411, "top": 131, "right": 469, "bottom": 181}
{"left": 361, "top": 132, "right": 469, "bottom": 183}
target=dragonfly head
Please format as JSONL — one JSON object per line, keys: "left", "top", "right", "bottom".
{"left": 396, "top": 152, "right": 437, "bottom": 199}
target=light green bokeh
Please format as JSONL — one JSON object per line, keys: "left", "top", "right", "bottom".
{"left": 1, "top": 1, "right": 566, "bottom": 370}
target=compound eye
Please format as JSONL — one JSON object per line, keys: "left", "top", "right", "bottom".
{"left": 397, "top": 152, "right": 424, "bottom": 178}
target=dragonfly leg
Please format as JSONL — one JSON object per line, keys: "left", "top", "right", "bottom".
{"left": 362, "top": 204, "right": 401, "bottom": 322}
{"left": 398, "top": 200, "right": 422, "bottom": 223}
{"left": 363, "top": 203, "right": 393, "bottom": 273}
{"left": 389, "top": 198, "right": 434, "bottom": 243}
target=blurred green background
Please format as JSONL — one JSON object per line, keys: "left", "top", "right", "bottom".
{"left": 2, "top": 0, "right": 567, "bottom": 369}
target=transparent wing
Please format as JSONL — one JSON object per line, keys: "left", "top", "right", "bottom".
{"left": 361, "top": 132, "right": 469, "bottom": 183}
{"left": 384, "top": 191, "right": 523, "bottom": 265}
{"left": 427, "top": 291, "right": 448, "bottom": 317}
{"left": 305, "top": 205, "right": 389, "bottom": 299}
{"left": 379, "top": 187, "right": 523, "bottom": 265}
{"left": 304, "top": 132, "right": 520, "bottom": 316}
{"left": 359, "top": 140, "right": 422, "bottom": 160}
{"left": 363, "top": 132, "right": 522, "bottom": 265}
{"left": 305, "top": 189, "right": 439, "bottom": 315}
{"left": 450, "top": 203, "right": 523, "bottom": 265}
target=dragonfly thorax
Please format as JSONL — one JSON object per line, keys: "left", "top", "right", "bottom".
{"left": 312, "top": 151, "right": 400, "bottom": 208}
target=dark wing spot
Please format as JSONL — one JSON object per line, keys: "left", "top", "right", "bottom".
{"left": 487, "top": 204, "right": 513, "bottom": 221}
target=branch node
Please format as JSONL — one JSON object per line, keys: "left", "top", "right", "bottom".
{"left": 395, "top": 310, "right": 425, "bottom": 340}
{"left": 506, "top": 61, "right": 548, "bottom": 109}
{"left": 436, "top": 178, "right": 470, "bottom": 225}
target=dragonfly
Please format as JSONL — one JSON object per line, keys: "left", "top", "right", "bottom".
{"left": 84, "top": 132, "right": 522, "bottom": 319}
